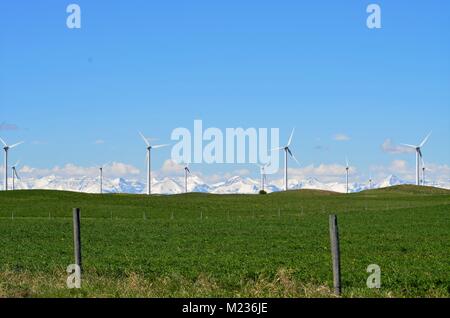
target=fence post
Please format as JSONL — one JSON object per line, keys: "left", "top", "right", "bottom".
{"left": 329, "top": 214, "right": 342, "bottom": 296}
{"left": 73, "top": 208, "right": 82, "bottom": 272}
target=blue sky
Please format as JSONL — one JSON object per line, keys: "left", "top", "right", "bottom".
{"left": 1, "top": 1, "right": 449, "bottom": 183}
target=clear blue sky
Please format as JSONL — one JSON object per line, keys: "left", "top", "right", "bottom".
{"left": 1, "top": 1, "right": 449, "bottom": 181}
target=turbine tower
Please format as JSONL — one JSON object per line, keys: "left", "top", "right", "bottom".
{"left": 421, "top": 157, "right": 426, "bottom": 186}
{"left": 273, "top": 129, "right": 300, "bottom": 191}
{"left": 98, "top": 162, "right": 110, "bottom": 194}
{"left": 401, "top": 132, "right": 431, "bottom": 186}
{"left": 0, "top": 137, "right": 24, "bottom": 191}
{"left": 100, "top": 166, "right": 103, "bottom": 194}
{"left": 345, "top": 158, "right": 350, "bottom": 194}
{"left": 184, "top": 164, "right": 190, "bottom": 193}
{"left": 12, "top": 161, "right": 21, "bottom": 191}
{"left": 139, "top": 132, "right": 169, "bottom": 195}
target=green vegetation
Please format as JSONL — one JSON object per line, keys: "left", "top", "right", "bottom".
{"left": 0, "top": 185, "right": 449, "bottom": 298}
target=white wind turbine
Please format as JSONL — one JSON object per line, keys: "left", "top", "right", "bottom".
{"left": 368, "top": 173, "right": 373, "bottom": 190}
{"left": 12, "top": 160, "right": 21, "bottom": 191}
{"left": 256, "top": 163, "right": 268, "bottom": 192}
{"left": 401, "top": 132, "right": 431, "bottom": 186}
{"left": 1, "top": 137, "right": 24, "bottom": 191}
{"left": 184, "top": 164, "right": 190, "bottom": 194}
{"left": 273, "top": 128, "right": 300, "bottom": 191}
{"left": 139, "top": 132, "right": 169, "bottom": 195}
{"left": 98, "top": 162, "right": 111, "bottom": 194}
{"left": 345, "top": 157, "right": 350, "bottom": 194}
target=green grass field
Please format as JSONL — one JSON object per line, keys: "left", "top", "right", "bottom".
{"left": 0, "top": 185, "right": 449, "bottom": 298}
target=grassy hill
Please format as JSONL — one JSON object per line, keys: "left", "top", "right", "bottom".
{"left": 0, "top": 186, "right": 449, "bottom": 298}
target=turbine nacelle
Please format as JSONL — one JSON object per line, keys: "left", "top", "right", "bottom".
{"left": 0, "top": 138, "right": 24, "bottom": 151}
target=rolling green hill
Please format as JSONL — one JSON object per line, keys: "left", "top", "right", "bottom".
{"left": 0, "top": 186, "right": 449, "bottom": 298}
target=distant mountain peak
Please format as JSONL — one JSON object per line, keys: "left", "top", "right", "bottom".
{"left": 10, "top": 174, "right": 450, "bottom": 195}
{"left": 380, "top": 174, "right": 407, "bottom": 188}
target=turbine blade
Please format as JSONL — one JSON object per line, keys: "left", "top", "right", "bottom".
{"left": 139, "top": 132, "right": 150, "bottom": 147}
{"left": 419, "top": 132, "right": 432, "bottom": 148}
{"left": 288, "top": 148, "right": 301, "bottom": 166}
{"left": 12, "top": 160, "right": 20, "bottom": 168}
{"left": 0, "top": 137, "right": 6, "bottom": 147}
{"left": 291, "top": 154, "right": 301, "bottom": 167}
{"left": 254, "top": 164, "right": 263, "bottom": 174}
{"left": 400, "top": 143, "right": 418, "bottom": 149}
{"left": 346, "top": 157, "right": 349, "bottom": 168}
{"left": 271, "top": 147, "right": 284, "bottom": 151}
{"left": 9, "top": 141, "right": 24, "bottom": 149}
{"left": 152, "top": 143, "right": 170, "bottom": 149}
{"left": 287, "top": 128, "right": 295, "bottom": 147}
{"left": 185, "top": 167, "right": 191, "bottom": 173}
{"left": 418, "top": 149, "right": 423, "bottom": 158}
{"left": 14, "top": 169, "right": 21, "bottom": 180}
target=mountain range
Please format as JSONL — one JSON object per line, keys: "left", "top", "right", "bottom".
{"left": 9, "top": 174, "right": 450, "bottom": 194}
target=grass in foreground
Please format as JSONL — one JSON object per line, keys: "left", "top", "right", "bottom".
{"left": 0, "top": 185, "right": 449, "bottom": 298}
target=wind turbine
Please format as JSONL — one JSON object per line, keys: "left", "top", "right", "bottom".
{"left": 401, "top": 132, "right": 431, "bottom": 186}
{"left": 0, "top": 137, "right": 24, "bottom": 191}
{"left": 273, "top": 128, "right": 300, "bottom": 191}
{"left": 368, "top": 173, "right": 373, "bottom": 190}
{"left": 184, "top": 164, "right": 190, "bottom": 193}
{"left": 256, "top": 163, "right": 268, "bottom": 192}
{"left": 139, "top": 132, "right": 169, "bottom": 195}
{"left": 12, "top": 161, "right": 21, "bottom": 191}
{"left": 98, "top": 162, "right": 111, "bottom": 194}
{"left": 345, "top": 157, "right": 350, "bottom": 194}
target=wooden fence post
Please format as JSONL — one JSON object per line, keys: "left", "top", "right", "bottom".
{"left": 329, "top": 214, "right": 342, "bottom": 296}
{"left": 73, "top": 208, "right": 82, "bottom": 271}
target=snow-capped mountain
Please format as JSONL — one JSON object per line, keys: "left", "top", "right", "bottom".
{"left": 16, "top": 175, "right": 145, "bottom": 194}
{"left": 378, "top": 175, "right": 407, "bottom": 188}
{"left": 7, "top": 174, "right": 450, "bottom": 195}
{"left": 210, "top": 176, "right": 259, "bottom": 194}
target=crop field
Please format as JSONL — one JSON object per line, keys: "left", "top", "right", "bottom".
{"left": 0, "top": 185, "right": 449, "bottom": 298}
